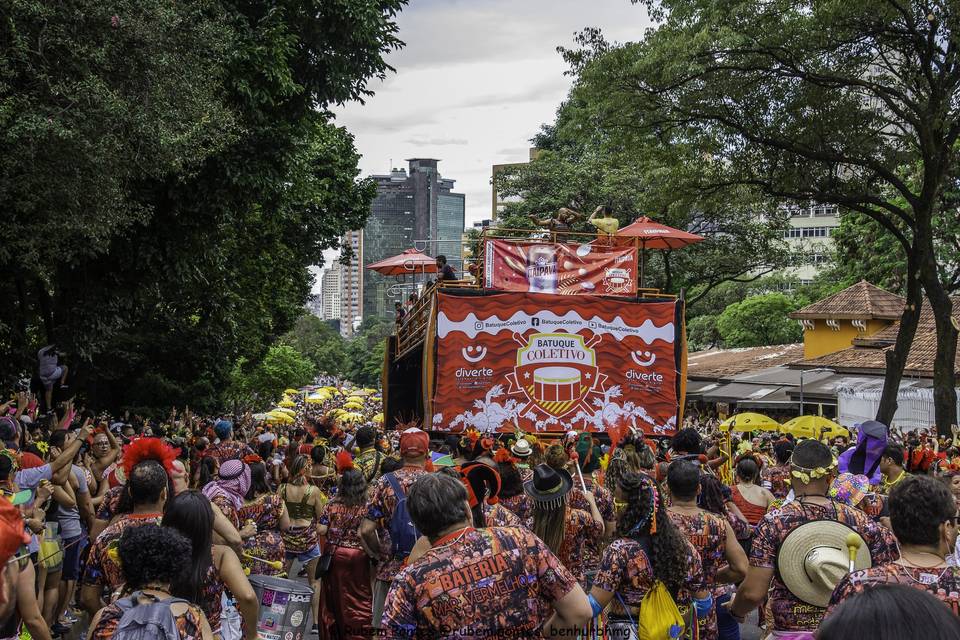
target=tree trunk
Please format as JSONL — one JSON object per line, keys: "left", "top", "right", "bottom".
{"left": 877, "top": 254, "right": 923, "bottom": 425}
{"left": 917, "top": 220, "right": 959, "bottom": 437}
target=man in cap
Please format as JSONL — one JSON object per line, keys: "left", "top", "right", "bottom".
{"left": 359, "top": 426, "right": 430, "bottom": 628}
{"left": 204, "top": 418, "right": 253, "bottom": 465}
{"left": 381, "top": 473, "right": 591, "bottom": 637}
{"left": 727, "top": 439, "right": 898, "bottom": 635}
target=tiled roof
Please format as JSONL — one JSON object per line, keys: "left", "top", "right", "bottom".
{"left": 687, "top": 343, "right": 804, "bottom": 379}
{"left": 789, "top": 280, "right": 905, "bottom": 320}
{"left": 800, "top": 299, "right": 960, "bottom": 376}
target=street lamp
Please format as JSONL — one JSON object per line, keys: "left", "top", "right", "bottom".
{"left": 799, "top": 367, "right": 834, "bottom": 415}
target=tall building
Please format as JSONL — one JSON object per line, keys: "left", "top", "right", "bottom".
{"left": 360, "top": 159, "right": 465, "bottom": 321}
{"left": 320, "top": 264, "right": 342, "bottom": 320}
{"left": 339, "top": 230, "right": 363, "bottom": 337}
{"left": 781, "top": 202, "right": 841, "bottom": 284}
{"left": 491, "top": 148, "right": 539, "bottom": 219}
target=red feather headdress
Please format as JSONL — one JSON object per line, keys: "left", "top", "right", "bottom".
{"left": 493, "top": 448, "right": 516, "bottom": 464}
{"left": 335, "top": 449, "right": 354, "bottom": 474}
{"left": 122, "top": 438, "right": 180, "bottom": 477}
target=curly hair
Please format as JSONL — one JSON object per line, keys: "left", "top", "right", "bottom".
{"left": 671, "top": 428, "right": 703, "bottom": 456}
{"left": 497, "top": 462, "right": 523, "bottom": 499}
{"left": 617, "top": 472, "right": 690, "bottom": 597}
{"left": 118, "top": 525, "right": 192, "bottom": 590}
{"left": 889, "top": 475, "right": 956, "bottom": 546}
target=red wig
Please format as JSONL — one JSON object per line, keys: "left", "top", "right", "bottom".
{"left": 335, "top": 450, "right": 354, "bottom": 474}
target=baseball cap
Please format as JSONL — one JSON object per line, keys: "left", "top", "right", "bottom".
{"left": 400, "top": 427, "right": 429, "bottom": 458}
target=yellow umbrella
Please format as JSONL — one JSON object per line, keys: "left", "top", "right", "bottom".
{"left": 273, "top": 407, "right": 296, "bottom": 417}
{"left": 719, "top": 412, "right": 780, "bottom": 433}
{"left": 373, "top": 413, "right": 384, "bottom": 424}
{"left": 278, "top": 400, "right": 296, "bottom": 408}
{"left": 345, "top": 396, "right": 364, "bottom": 404}
{"left": 342, "top": 402, "right": 363, "bottom": 411}
{"left": 781, "top": 415, "right": 847, "bottom": 440}
{"left": 284, "top": 388, "right": 300, "bottom": 396}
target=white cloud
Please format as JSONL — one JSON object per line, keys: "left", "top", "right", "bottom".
{"left": 318, "top": 0, "right": 651, "bottom": 289}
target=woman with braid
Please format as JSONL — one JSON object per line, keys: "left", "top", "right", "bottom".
{"left": 589, "top": 471, "right": 709, "bottom": 637}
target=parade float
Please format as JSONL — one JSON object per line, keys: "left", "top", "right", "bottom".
{"left": 380, "top": 212, "right": 704, "bottom": 437}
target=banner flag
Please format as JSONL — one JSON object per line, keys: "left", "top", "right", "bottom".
{"left": 431, "top": 292, "right": 682, "bottom": 435}
{"left": 484, "top": 239, "right": 637, "bottom": 296}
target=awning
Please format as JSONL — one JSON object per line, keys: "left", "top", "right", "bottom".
{"left": 686, "top": 380, "right": 724, "bottom": 398}
{"left": 702, "top": 382, "right": 790, "bottom": 405}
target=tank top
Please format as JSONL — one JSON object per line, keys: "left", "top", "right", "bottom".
{"left": 730, "top": 484, "right": 768, "bottom": 526}
{"left": 282, "top": 484, "right": 315, "bottom": 521}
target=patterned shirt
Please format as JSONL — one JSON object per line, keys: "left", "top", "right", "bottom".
{"left": 82, "top": 514, "right": 163, "bottom": 593}
{"left": 381, "top": 526, "right": 578, "bottom": 639}
{"left": 320, "top": 499, "right": 367, "bottom": 550}
{"left": 668, "top": 509, "right": 730, "bottom": 640}
{"left": 750, "top": 499, "right": 899, "bottom": 631}
{"left": 365, "top": 466, "right": 429, "bottom": 582}
{"left": 569, "top": 482, "right": 615, "bottom": 575}
{"left": 204, "top": 440, "right": 254, "bottom": 465}
{"left": 556, "top": 507, "right": 604, "bottom": 586}
{"left": 354, "top": 447, "right": 383, "bottom": 483}
{"left": 593, "top": 537, "right": 704, "bottom": 613}
{"left": 483, "top": 503, "right": 522, "bottom": 528}
{"left": 762, "top": 464, "right": 792, "bottom": 500}
{"left": 829, "top": 563, "right": 960, "bottom": 616}
{"left": 499, "top": 493, "right": 532, "bottom": 523}
{"left": 96, "top": 486, "right": 125, "bottom": 522}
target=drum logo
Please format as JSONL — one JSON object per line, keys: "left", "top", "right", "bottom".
{"left": 506, "top": 332, "right": 607, "bottom": 418}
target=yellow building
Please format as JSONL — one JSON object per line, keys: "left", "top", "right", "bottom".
{"left": 788, "top": 280, "right": 904, "bottom": 360}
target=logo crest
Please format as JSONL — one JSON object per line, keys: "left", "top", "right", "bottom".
{"left": 506, "top": 332, "right": 607, "bottom": 418}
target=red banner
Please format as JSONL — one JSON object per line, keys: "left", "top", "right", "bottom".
{"left": 431, "top": 292, "right": 681, "bottom": 435}
{"left": 484, "top": 239, "right": 637, "bottom": 296}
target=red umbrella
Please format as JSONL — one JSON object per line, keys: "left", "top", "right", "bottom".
{"left": 365, "top": 248, "right": 438, "bottom": 276}
{"left": 615, "top": 216, "right": 705, "bottom": 287}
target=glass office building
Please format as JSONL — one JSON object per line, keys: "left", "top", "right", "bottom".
{"left": 357, "top": 159, "right": 465, "bottom": 322}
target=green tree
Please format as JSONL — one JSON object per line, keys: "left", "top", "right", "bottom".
{"left": 495, "top": 89, "right": 794, "bottom": 303}
{"left": 687, "top": 315, "right": 721, "bottom": 351}
{"left": 0, "top": 0, "right": 406, "bottom": 412}
{"left": 280, "top": 314, "right": 348, "bottom": 378}
{"left": 563, "top": 0, "right": 960, "bottom": 431}
{"left": 345, "top": 317, "right": 391, "bottom": 387}
{"left": 716, "top": 294, "right": 802, "bottom": 348}
{"left": 227, "top": 345, "right": 315, "bottom": 408}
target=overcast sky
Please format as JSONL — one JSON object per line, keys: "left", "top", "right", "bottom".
{"left": 315, "top": 0, "right": 651, "bottom": 288}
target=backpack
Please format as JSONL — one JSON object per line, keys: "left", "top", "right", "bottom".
{"left": 636, "top": 581, "right": 685, "bottom": 640}
{"left": 113, "top": 591, "right": 192, "bottom": 640}
{"left": 384, "top": 472, "right": 419, "bottom": 558}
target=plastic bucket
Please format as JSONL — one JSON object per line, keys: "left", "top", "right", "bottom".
{"left": 248, "top": 575, "right": 314, "bottom": 640}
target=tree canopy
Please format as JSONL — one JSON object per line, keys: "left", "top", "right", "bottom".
{"left": 0, "top": 0, "right": 406, "bottom": 412}
{"left": 555, "top": 0, "right": 960, "bottom": 430}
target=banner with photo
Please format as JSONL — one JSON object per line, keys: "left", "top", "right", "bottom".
{"left": 483, "top": 239, "right": 637, "bottom": 296}
{"left": 431, "top": 292, "right": 682, "bottom": 435}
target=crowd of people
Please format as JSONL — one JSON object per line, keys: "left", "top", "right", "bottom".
{"left": 2, "top": 382, "right": 960, "bottom": 639}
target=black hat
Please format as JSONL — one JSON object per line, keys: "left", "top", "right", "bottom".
{"left": 523, "top": 463, "right": 572, "bottom": 510}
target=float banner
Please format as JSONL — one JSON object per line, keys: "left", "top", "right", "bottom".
{"left": 431, "top": 292, "right": 681, "bottom": 435}
{"left": 483, "top": 239, "right": 637, "bottom": 296}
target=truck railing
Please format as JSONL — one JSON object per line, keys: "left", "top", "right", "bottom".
{"left": 395, "top": 279, "right": 478, "bottom": 360}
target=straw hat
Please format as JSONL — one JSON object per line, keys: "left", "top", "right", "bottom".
{"left": 777, "top": 520, "right": 872, "bottom": 608}
{"left": 511, "top": 439, "right": 533, "bottom": 458}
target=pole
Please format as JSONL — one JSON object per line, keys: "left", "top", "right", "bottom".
{"left": 799, "top": 369, "right": 804, "bottom": 416}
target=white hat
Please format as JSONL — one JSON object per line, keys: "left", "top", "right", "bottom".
{"left": 777, "top": 520, "right": 872, "bottom": 608}
{"left": 511, "top": 439, "right": 533, "bottom": 458}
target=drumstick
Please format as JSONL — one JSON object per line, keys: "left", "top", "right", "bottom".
{"left": 569, "top": 451, "right": 588, "bottom": 492}
{"left": 243, "top": 553, "right": 284, "bottom": 570}
{"left": 845, "top": 532, "right": 862, "bottom": 572}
